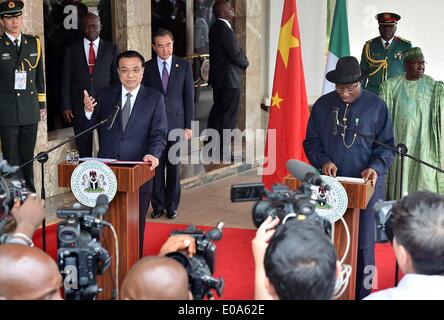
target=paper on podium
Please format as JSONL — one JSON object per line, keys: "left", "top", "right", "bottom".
{"left": 79, "top": 158, "right": 148, "bottom": 165}
{"left": 335, "top": 176, "right": 365, "bottom": 184}
{"left": 80, "top": 157, "right": 117, "bottom": 163}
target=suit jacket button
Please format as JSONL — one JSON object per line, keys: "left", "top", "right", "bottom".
{"left": 31, "top": 91, "right": 34, "bottom": 94}
{"left": 117, "top": 154, "right": 120, "bottom": 158}
{"left": 17, "top": 93, "right": 20, "bottom": 96}
{"left": 30, "top": 80, "right": 33, "bottom": 83}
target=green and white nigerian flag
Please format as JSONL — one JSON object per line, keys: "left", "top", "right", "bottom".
{"left": 322, "top": 0, "right": 350, "bottom": 94}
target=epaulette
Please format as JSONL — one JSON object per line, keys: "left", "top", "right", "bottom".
{"left": 396, "top": 36, "right": 411, "bottom": 44}
{"left": 366, "top": 37, "right": 380, "bottom": 44}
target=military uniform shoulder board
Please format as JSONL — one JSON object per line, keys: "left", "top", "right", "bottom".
{"left": 367, "top": 37, "right": 380, "bottom": 44}
{"left": 396, "top": 36, "right": 411, "bottom": 44}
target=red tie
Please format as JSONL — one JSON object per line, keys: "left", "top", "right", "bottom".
{"left": 88, "top": 42, "right": 96, "bottom": 75}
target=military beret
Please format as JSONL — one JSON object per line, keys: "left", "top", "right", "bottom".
{"left": 376, "top": 12, "right": 401, "bottom": 25}
{"left": 404, "top": 47, "right": 424, "bottom": 62}
{"left": 0, "top": 1, "right": 24, "bottom": 18}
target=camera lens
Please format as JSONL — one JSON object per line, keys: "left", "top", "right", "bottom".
{"left": 58, "top": 225, "right": 80, "bottom": 245}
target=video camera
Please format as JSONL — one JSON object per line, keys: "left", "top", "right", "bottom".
{"left": 0, "top": 160, "right": 31, "bottom": 236}
{"left": 57, "top": 194, "right": 112, "bottom": 300}
{"left": 230, "top": 160, "right": 331, "bottom": 236}
{"left": 167, "top": 222, "right": 225, "bottom": 300}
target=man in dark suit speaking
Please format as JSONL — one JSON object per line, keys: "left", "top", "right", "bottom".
{"left": 62, "top": 12, "right": 120, "bottom": 157}
{"left": 83, "top": 50, "right": 167, "bottom": 257}
{"left": 207, "top": 0, "right": 249, "bottom": 159}
{"left": 143, "top": 28, "right": 194, "bottom": 220}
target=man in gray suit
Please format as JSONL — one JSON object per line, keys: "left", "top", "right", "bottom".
{"left": 143, "top": 28, "right": 194, "bottom": 220}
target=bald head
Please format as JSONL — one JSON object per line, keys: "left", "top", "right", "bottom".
{"left": 0, "top": 244, "right": 62, "bottom": 300}
{"left": 121, "top": 256, "right": 190, "bottom": 300}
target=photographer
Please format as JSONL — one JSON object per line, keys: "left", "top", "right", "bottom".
{"left": 366, "top": 192, "right": 444, "bottom": 300}
{"left": 0, "top": 244, "right": 62, "bottom": 300}
{"left": 253, "top": 217, "right": 341, "bottom": 300}
{"left": 0, "top": 195, "right": 45, "bottom": 247}
{"left": 120, "top": 235, "right": 196, "bottom": 300}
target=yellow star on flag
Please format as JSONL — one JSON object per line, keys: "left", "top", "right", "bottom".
{"left": 271, "top": 91, "right": 284, "bottom": 109}
{"left": 278, "top": 14, "right": 299, "bottom": 69}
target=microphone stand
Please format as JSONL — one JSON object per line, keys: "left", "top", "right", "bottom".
{"left": 19, "top": 118, "right": 109, "bottom": 252}
{"left": 336, "top": 122, "right": 444, "bottom": 286}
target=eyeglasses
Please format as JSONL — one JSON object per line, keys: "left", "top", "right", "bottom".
{"left": 336, "top": 83, "right": 360, "bottom": 94}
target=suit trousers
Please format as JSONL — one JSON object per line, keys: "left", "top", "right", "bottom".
{"left": 207, "top": 87, "right": 241, "bottom": 150}
{"left": 73, "top": 118, "right": 94, "bottom": 158}
{"left": 151, "top": 140, "right": 181, "bottom": 212}
{"left": 0, "top": 124, "right": 38, "bottom": 191}
{"left": 139, "top": 180, "right": 153, "bottom": 258}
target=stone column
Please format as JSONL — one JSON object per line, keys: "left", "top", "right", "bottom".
{"left": 234, "top": 0, "right": 265, "bottom": 162}
{"left": 114, "top": 0, "right": 151, "bottom": 60}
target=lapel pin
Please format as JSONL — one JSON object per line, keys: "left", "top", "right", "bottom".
{"left": 5, "top": 41, "right": 10, "bottom": 46}
{"left": 176, "top": 64, "right": 179, "bottom": 68}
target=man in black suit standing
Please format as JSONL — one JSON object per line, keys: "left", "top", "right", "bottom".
{"left": 84, "top": 51, "right": 167, "bottom": 257}
{"left": 143, "top": 28, "right": 194, "bottom": 220}
{"left": 207, "top": 0, "right": 249, "bottom": 160}
{"left": 62, "top": 12, "right": 119, "bottom": 157}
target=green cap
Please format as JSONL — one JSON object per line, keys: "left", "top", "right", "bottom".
{"left": 404, "top": 47, "right": 424, "bottom": 62}
{"left": 0, "top": 1, "right": 24, "bottom": 18}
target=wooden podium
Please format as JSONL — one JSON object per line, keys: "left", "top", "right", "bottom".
{"left": 58, "top": 162, "right": 154, "bottom": 300}
{"left": 284, "top": 175, "right": 374, "bottom": 300}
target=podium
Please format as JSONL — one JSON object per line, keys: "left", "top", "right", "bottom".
{"left": 283, "top": 175, "right": 374, "bottom": 300}
{"left": 58, "top": 162, "right": 154, "bottom": 300}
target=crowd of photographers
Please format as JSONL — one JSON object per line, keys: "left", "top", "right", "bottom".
{"left": 1, "top": 190, "right": 444, "bottom": 300}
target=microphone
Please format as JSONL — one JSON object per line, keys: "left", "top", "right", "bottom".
{"left": 92, "top": 194, "right": 109, "bottom": 217}
{"left": 332, "top": 106, "right": 339, "bottom": 136}
{"left": 286, "top": 159, "right": 328, "bottom": 188}
{"left": 106, "top": 105, "right": 120, "bottom": 130}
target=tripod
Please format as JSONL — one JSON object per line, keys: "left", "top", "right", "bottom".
{"left": 336, "top": 121, "right": 444, "bottom": 285}
{"left": 19, "top": 115, "right": 114, "bottom": 252}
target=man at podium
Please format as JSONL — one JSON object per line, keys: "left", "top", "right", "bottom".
{"left": 303, "top": 56, "right": 395, "bottom": 299}
{"left": 83, "top": 50, "right": 168, "bottom": 257}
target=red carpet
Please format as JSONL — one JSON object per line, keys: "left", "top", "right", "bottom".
{"left": 33, "top": 222, "right": 398, "bottom": 299}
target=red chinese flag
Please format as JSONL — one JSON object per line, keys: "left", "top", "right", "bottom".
{"left": 262, "top": 0, "right": 309, "bottom": 190}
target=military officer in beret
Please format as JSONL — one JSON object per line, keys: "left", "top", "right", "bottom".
{"left": 360, "top": 12, "right": 412, "bottom": 95}
{"left": 0, "top": 1, "right": 46, "bottom": 190}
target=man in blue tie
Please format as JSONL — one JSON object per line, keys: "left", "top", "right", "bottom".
{"left": 143, "top": 28, "right": 194, "bottom": 220}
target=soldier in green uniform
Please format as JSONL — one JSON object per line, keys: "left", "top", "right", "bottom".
{"left": 0, "top": 1, "right": 46, "bottom": 190}
{"left": 360, "top": 12, "right": 412, "bottom": 95}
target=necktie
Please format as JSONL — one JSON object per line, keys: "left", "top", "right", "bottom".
{"left": 88, "top": 42, "right": 96, "bottom": 75}
{"left": 162, "top": 61, "right": 169, "bottom": 92}
{"left": 122, "top": 93, "right": 132, "bottom": 130}
{"left": 385, "top": 41, "right": 390, "bottom": 50}
{"left": 14, "top": 39, "right": 20, "bottom": 55}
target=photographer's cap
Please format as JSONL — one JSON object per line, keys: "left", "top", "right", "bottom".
{"left": 0, "top": 1, "right": 24, "bottom": 18}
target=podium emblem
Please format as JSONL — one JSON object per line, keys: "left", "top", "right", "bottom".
{"left": 70, "top": 160, "right": 118, "bottom": 207}
{"left": 313, "top": 175, "right": 348, "bottom": 223}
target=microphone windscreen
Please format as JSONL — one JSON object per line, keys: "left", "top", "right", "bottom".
{"left": 286, "top": 159, "right": 319, "bottom": 181}
{"left": 95, "top": 194, "right": 109, "bottom": 207}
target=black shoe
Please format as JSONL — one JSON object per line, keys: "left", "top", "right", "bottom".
{"left": 167, "top": 210, "right": 177, "bottom": 219}
{"left": 151, "top": 209, "right": 164, "bottom": 219}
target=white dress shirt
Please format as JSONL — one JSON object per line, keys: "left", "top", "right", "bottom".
{"left": 365, "top": 274, "right": 444, "bottom": 300}
{"left": 381, "top": 36, "right": 394, "bottom": 48}
{"left": 157, "top": 55, "right": 173, "bottom": 77}
{"left": 85, "top": 84, "right": 141, "bottom": 120}
{"left": 218, "top": 18, "right": 232, "bottom": 30}
{"left": 5, "top": 32, "right": 22, "bottom": 47}
{"left": 84, "top": 37, "right": 100, "bottom": 65}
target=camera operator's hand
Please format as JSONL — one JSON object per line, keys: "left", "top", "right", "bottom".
{"left": 322, "top": 161, "right": 338, "bottom": 177}
{"left": 361, "top": 168, "right": 377, "bottom": 187}
{"left": 159, "top": 235, "right": 197, "bottom": 257}
{"left": 252, "top": 216, "right": 280, "bottom": 300}
{"left": 10, "top": 195, "right": 45, "bottom": 239}
{"left": 252, "top": 216, "right": 280, "bottom": 266}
